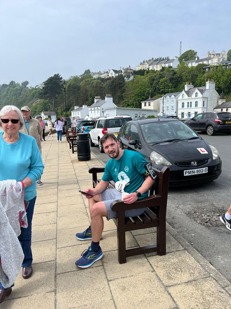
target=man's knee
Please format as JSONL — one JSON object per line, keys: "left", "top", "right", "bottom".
{"left": 90, "top": 201, "right": 107, "bottom": 218}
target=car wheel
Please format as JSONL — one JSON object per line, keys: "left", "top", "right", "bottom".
{"left": 206, "top": 125, "right": 215, "bottom": 136}
{"left": 98, "top": 139, "right": 104, "bottom": 153}
{"left": 90, "top": 137, "right": 95, "bottom": 147}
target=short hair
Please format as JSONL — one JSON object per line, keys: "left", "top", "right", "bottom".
{"left": 100, "top": 133, "right": 118, "bottom": 146}
{"left": 0, "top": 105, "right": 24, "bottom": 128}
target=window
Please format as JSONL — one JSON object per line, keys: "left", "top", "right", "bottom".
{"left": 194, "top": 113, "right": 203, "bottom": 120}
{"left": 181, "top": 112, "right": 184, "bottom": 119}
{"left": 195, "top": 92, "right": 198, "bottom": 97}
{"left": 187, "top": 112, "right": 191, "bottom": 118}
{"left": 190, "top": 102, "right": 192, "bottom": 107}
{"left": 130, "top": 124, "right": 140, "bottom": 142}
{"left": 195, "top": 101, "right": 198, "bottom": 107}
{"left": 194, "top": 111, "right": 198, "bottom": 116}
{"left": 187, "top": 102, "right": 189, "bottom": 108}
{"left": 182, "top": 102, "right": 184, "bottom": 108}
{"left": 203, "top": 101, "right": 206, "bottom": 107}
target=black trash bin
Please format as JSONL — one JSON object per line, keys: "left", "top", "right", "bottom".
{"left": 77, "top": 133, "right": 91, "bottom": 161}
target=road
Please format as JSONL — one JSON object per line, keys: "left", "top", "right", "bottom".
{"left": 91, "top": 134, "right": 231, "bottom": 282}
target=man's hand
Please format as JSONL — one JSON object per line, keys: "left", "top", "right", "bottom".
{"left": 122, "top": 192, "right": 138, "bottom": 204}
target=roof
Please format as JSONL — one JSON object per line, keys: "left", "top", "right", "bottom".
{"left": 90, "top": 100, "right": 106, "bottom": 107}
{"left": 42, "top": 111, "right": 56, "bottom": 115}
{"left": 184, "top": 87, "right": 206, "bottom": 97}
{"left": 214, "top": 101, "right": 231, "bottom": 109}
{"left": 163, "top": 92, "right": 181, "bottom": 97}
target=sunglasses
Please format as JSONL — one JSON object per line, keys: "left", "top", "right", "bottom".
{"left": 1, "top": 119, "right": 20, "bottom": 124}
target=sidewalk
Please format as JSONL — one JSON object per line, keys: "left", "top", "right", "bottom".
{"left": 2, "top": 135, "right": 231, "bottom": 309}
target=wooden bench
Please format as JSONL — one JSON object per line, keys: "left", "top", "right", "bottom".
{"left": 88, "top": 166, "right": 170, "bottom": 264}
{"left": 66, "top": 130, "right": 77, "bottom": 152}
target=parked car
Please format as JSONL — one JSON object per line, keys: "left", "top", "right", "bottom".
{"left": 185, "top": 112, "right": 231, "bottom": 136}
{"left": 117, "top": 118, "right": 222, "bottom": 187}
{"left": 90, "top": 116, "right": 132, "bottom": 152}
{"left": 76, "top": 120, "right": 96, "bottom": 134}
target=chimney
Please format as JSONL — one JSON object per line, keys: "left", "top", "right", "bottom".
{"left": 206, "top": 80, "right": 215, "bottom": 90}
{"left": 184, "top": 83, "right": 194, "bottom": 91}
{"left": 94, "top": 96, "right": 101, "bottom": 103}
{"left": 105, "top": 94, "right": 113, "bottom": 104}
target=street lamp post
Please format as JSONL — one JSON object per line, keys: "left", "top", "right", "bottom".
{"left": 63, "top": 81, "right": 66, "bottom": 113}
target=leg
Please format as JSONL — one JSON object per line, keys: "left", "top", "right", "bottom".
{"left": 220, "top": 203, "right": 231, "bottom": 231}
{"left": 90, "top": 201, "right": 107, "bottom": 242}
{"left": 18, "top": 197, "right": 36, "bottom": 268}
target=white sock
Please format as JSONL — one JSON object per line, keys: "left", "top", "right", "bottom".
{"left": 225, "top": 213, "right": 231, "bottom": 220}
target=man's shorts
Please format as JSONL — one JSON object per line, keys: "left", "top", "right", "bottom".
{"left": 101, "top": 188, "right": 146, "bottom": 220}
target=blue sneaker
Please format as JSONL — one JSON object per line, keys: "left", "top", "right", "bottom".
{"left": 75, "top": 226, "right": 92, "bottom": 241}
{"left": 75, "top": 246, "right": 103, "bottom": 268}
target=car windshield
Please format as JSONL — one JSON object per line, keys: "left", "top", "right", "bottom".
{"left": 140, "top": 121, "right": 198, "bottom": 144}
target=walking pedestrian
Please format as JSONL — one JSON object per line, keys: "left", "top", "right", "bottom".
{"left": 20, "top": 106, "right": 44, "bottom": 185}
{"left": 54, "top": 117, "right": 64, "bottom": 142}
{"left": 37, "top": 116, "right": 46, "bottom": 141}
{"left": 47, "top": 117, "right": 53, "bottom": 136}
{"left": 0, "top": 105, "right": 44, "bottom": 303}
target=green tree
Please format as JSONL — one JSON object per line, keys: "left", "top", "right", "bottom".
{"left": 178, "top": 49, "right": 197, "bottom": 63}
{"left": 227, "top": 49, "right": 231, "bottom": 61}
{"left": 40, "top": 74, "right": 64, "bottom": 111}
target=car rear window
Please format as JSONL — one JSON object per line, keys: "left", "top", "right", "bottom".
{"left": 106, "top": 119, "right": 123, "bottom": 128}
{"left": 81, "top": 121, "right": 95, "bottom": 126}
{"left": 217, "top": 113, "right": 231, "bottom": 120}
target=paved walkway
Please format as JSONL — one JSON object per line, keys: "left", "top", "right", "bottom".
{"left": 2, "top": 135, "right": 231, "bottom": 308}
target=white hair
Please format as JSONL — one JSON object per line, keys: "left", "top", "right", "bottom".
{"left": 0, "top": 105, "right": 24, "bottom": 128}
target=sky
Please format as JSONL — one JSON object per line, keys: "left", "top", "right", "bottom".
{"left": 0, "top": 0, "right": 230, "bottom": 87}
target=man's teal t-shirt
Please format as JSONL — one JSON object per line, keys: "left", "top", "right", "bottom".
{"left": 102, "top": 149, "right": 148, "bottom": 198}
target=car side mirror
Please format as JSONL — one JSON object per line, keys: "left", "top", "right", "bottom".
{"left": 128, "top": 139, "right": 137, "bottom": 146}
{"left": 129, "top": 139, "right": 141, "bottom": 149}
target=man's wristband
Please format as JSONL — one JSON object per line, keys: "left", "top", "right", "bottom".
{"left": 135, "top": 190, "right": 141, "bottom": 198}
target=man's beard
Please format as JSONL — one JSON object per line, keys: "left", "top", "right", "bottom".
{"left": 108, "top": 147, "right": 120, "bottom": 159}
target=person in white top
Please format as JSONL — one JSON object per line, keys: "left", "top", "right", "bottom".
{"left": 54, "top": 117, "right": 64, "bottom": 142}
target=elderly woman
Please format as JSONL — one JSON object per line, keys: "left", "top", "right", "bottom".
{"left": 0, "top": 105, "right": 44, "bottom": 303}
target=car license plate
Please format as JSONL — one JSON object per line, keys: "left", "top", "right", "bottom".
{"left": 225, "top": 121, "right": 231, "bottom": 124}
{"left": 184, "top": 167, "right": 208, "bottom": 176}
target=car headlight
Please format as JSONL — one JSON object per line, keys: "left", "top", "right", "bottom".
{"left": 150, "top": 151, "right": 172, "bottom": 166}
{"left": 209, "top": 145, "right": 219, "bottom": 160}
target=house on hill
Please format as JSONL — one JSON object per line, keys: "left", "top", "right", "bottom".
{"left": 41, "top": 111, "right": 56, "bottom": 123}
{"left": 214, "top": 101, "right": 231, "bottom": 113}
{"left": 177, "top": 80, "right": 220, "bottom": 119}
{"left": 89, "top": 95, "right": 117, "bottom": 119}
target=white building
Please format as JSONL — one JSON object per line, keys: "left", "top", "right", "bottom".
{"left": 41, "top": 111, "right": 56, "bottom": 123}
{"left": 214, "top": 101, "right": 231, "bottom": 113}
{"left": 71, "top": 105, "right": 89, "bottom": 119}
{"left": 141, "top": 97, "right": 161, "bottom": 113}
{"left": 177, "top": 81, "right": 220, "bottom": 119}
{"left": 160, "top": 92, "right": 181, "bottom": 116}
{"left": 103, "top": 106, "right": 157, "bottom": 119}
{"left": 88, "top": 95, "right": 117, "bottom": 119}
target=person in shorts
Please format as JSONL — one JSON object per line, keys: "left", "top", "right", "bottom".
{"left": 220, "top": 203, "right": 231, "bottom": 231}
{"left": 75, "top": 133, "right": 156, "bottom": 269}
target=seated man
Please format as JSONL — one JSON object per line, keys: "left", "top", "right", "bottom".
{"left": 75, "top": 133, "right": 156, "bottom": 269}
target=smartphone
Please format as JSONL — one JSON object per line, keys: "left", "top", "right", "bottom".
{"left": 79, "top": 190, "right": 93, "bottom": 197}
